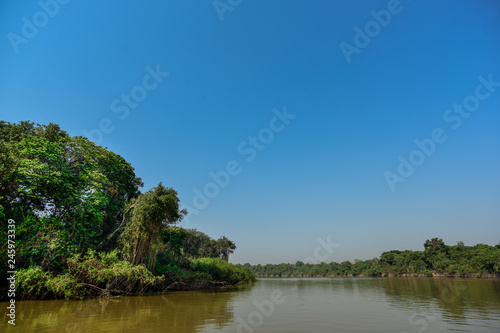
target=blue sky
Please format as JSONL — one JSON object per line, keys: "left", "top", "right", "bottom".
{"left": 1, "top": 0, "right": 499, "bottom": 264}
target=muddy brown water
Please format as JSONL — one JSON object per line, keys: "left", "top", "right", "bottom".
{"left": 3, "top": 277, "right": 500, "bottom": 332}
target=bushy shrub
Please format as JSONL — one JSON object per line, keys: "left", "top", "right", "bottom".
{"left": 191, "top": 257, "right": 256, "bottom": 285}
{"left": 16, "top": 267, "right": 85, "bottom": 300}
{"left": 14, "top": 250, "right": 167, "bottom": 300}
{"left": 67, "top": 250, "right": 164, "bottom": 296}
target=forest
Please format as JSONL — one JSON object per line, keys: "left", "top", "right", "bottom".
{"left": 244, "top": 238, "right": 500, "bottom": 278}
{"left": 0, "top": 121, "right": 255, "bottom": 300}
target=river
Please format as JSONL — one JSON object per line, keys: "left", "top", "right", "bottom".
{"left": 3, "top": 277, "right": 500, "bottom": 332}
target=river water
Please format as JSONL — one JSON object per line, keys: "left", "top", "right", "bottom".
{"left": 3, "top": 277, "right": 500, "bottom": 332}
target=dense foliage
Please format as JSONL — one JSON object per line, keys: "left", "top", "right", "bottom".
{"left": 0, "top": 121, "right": 254, "bottom": 300}
{"left": 246, "top": 238, "right": 500, "bottom": 278}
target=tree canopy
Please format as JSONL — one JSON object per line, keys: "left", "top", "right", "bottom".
{"left": 1, "top": 121, "right": 143, "bottom": 271}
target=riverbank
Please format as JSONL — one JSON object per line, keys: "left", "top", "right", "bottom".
{"left": 256, "top": 272, "right": 500, "bottom": 279}
{"left": 2, "top": 254, "right": 255, "bottom": 301}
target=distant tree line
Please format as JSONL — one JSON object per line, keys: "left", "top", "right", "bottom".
{"left": 243, "top": 238, "right": 500, "bottom": 278}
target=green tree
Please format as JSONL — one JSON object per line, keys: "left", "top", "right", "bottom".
{"left": 0, "top": 121, "right": 143, "bottom": 271}
{"left": 339, "top": 261, "right": 353, "bottom": 275}
{"left": 216, "top": 236, "right": 236, "bottom": 261}
{"left": 179, "top": 228, "right": 217, "bottom": 258}
{"left": 120, "top": 183, "right": 186, "bottom": 270}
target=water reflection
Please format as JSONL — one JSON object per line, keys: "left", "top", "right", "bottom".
{"left": 382, "top": 277, "right": 500, "bottom": 327}
{"left": 245, "top": 278, "right": 500, "bottom": 332}
{"left": 4, "top": 287, "right": 252, "bottom": 333}
{"left": 3, "top": 278, "right": 500, "bottom": 333}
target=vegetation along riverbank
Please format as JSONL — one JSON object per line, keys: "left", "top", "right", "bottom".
{"left": 0, "top": 121, "right": 255, "bottom": 301}
{"left": 244, "top": 238, "right": 500, "bottom": 278}
{"left": 1, "top": 121, "right": 498, "bottom": 301}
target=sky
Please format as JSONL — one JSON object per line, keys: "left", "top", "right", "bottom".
{"left": 1, "top": 0, "right": 499, "bottom": 265}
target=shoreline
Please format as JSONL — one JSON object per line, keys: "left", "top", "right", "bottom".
{"left": 256, "top": 273, "right": 500, "bottom": 279}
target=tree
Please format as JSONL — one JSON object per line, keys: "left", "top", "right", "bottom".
{"left": 424, "top": 238, "right": 446, "bottom": 251}
{"left": 0, "top": 121, "right": 143, "bottom": 271}
{"left": 339, "top": 261, "right": 353, "bottom": 275}
{"left": 120, "top": 183, "right": 186, "bottom": 270}
{"left": 215, "top": 236, "right": 236, "bottom": 261}
{"left": 174, "top": 228, "right": 217, "bottom": 258}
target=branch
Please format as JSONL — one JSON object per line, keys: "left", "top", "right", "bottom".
{"left": 98, "top": 204, "right": 135, "bottom": 248}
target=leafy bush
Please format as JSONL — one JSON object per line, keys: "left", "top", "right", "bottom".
{"left": 191, "top": 257, "right": 256, "bottom": 285}
{"left": 16, "top": 250, "right": 167, "bottom": 300}
{"left": 16, "top": 267, "right": 84, "bottom": 300}
{"left": 67, "top": 250, "right": 164, "bottom": 296}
